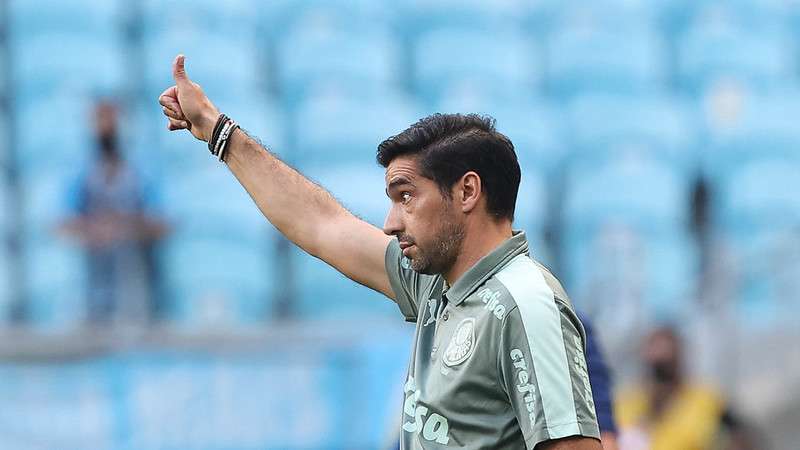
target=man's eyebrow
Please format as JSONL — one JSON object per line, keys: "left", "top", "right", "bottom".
{"left": 385, "top": 178, "right": 414, "bottom": 198}
{"left": 387, "top": 178, "right": 414, "bottom": 191}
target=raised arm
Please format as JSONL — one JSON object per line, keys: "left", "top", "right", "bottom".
{"left": 158, "top": 55, "right": 394, "bottom": 299}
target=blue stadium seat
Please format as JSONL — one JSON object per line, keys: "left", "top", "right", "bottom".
{"left": 115, "top": 354, "right": 351, "bottom": 449}
{"left": 0, "top": 360, "right": 116, "bottom": 449}
{"left": 292, "top": 91, "right": 421, "bottom": 166}
{"left": 340, "top": 333, "right": 414, "bottom": 448}
{"left": 23, "top": 239, "right": 86, "bottom": 332}
{"left": 717, "top": 159, "right": 800, "bottom": 233}
{"left": 515, "top": 169, "right": 553, "bottom": 266}
{"left": 0, "top": 109, "right": 7, "bottom": 177}
{"left": 140, "top": 0, "right": 258, "bottom": 37}
{"left": 263, "top": 0, "right": 395, "bottom": 41}
{"left": 553, "top": 0, "right": 659, "bottom": 32}
{"left": 277, "top": 27, "right": 401, "bottom": 105}
{"left": 14, "top": 95, "right": 93, "bottom": 177}
{"left": 21, "top": 172, "right": 76, "bottom": 239}
{"left": 10, "top": 34, "right": 125, "bottom": 102}
{"left": 563, "top": 155, "right": 690, "bottom": 234}
{"left": 289, "top": 164, "right": 397, "bottom": 319}
{"left": 563, "top": 228, "right": 698, "bottom": 323}
{"left": 8, "top": 0, "right": 122, "bottom": 37}
{"left": 23, "top": 169, "right": 165, "bottom": 326}
{"left": 514, "top": 169, "right": 548, "bottom": 239}
{"left": 0, "top": 248, "right": 11, "bottom": 325}
{"left": 703, "top": 91, "right": 800, "bottom": 182}
{"left": 213, "top": 99, "right": 288, "bottom": 157}
{"left": 290, "top": 245, "right": 398, "bottom": 320}
{"left": 413, "top": 29, "right": 539, "bottom": 103}
{"left": 566, "top": 94, "right": 699, "bottom": 169}
{"left": 162, "top": 167, "right": 275, "bottom": 245}
{"left": 0, "top": 177, "right": 7, "bottom": 240}
{"left": 546, "top": 27, "right": 667, "bottom": 98}
{"left": 718, "top": 229, "right": 800, "bottom": 330}
{"left": 396, "top": 0, "right": 526, "bottom": 37}
{"left": 677, "top": 23, "right": 793, "bottom": 95}
{"left": 143, "top": 29, "right": 264, "bottom": 103}
{"left": 687, "top": 0, "right": 791, "bottom": 33}
{"left": 160, "top": 237, "right": 276, "bottom": 327}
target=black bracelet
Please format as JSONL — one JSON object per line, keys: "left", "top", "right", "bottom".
{"left": 217, "top": 123, "right": 240, "bottom": 163}
{"left": 207, "top": 113, "right": 228, "bottom": 153}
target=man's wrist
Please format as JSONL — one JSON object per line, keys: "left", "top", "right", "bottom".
{"left": 198, "top": 108, "right": 221, "bottom": 142}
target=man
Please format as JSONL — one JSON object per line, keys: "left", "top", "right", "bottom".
{"left": 159, "top": 54, "right": 601, "bottom": 449}
{"left": 616, "top": 327, "right": 758, "bottom": 450}
{"left": 580, "top": 314, "right": 619, "bottom": 450}
{"left": 391, "top": 312, "right": 618, "bottom": 450}
{"left": 62, "top": 100, "right": 168, "bottom": 325}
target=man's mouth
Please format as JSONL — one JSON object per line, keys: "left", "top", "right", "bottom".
{"left": 399, "top": 241, "right": 413, "bottom": 250}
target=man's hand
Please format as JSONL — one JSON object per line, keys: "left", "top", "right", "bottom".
{"left": 158, "top": 54, "right": 220, "bottom": 142}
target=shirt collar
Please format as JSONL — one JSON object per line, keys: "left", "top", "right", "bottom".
{"left": 444, "top": 230, "right": 529, "bottom": 306}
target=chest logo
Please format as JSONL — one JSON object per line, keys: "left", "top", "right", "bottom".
{"left": 443, "top": 318, "right": 476, "bottom": 367}
{"left": 423, "top": 298, "right": 437, "bottom": 327}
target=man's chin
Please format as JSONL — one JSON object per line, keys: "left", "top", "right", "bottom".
{"left": 410, "top": 259, "right": 440, "bottom": 275}
{"left": 409, "top": 258, "right": 433, "bottom": 274}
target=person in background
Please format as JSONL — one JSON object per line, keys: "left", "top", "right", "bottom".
{"left": 580, "top": 313, "right": 619, "bottom": 450}
{"left": 61, "top": 101, "right": 168, "bottom": 326}
{"left": 615, "top": 327, "right": 761, "bottom": 450}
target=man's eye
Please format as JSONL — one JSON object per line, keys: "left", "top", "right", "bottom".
{"left": 401, "top": 192, "right": 412, "bottom": 204}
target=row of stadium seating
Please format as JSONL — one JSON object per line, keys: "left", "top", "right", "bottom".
{"left": 14, "top": 88, "right": 800, "bottom": 178}
{"left": 0, "top": 338, "right": 412, "bottom": 449}
{"left": 2, "top": 0, "right": 800, "bottom": 333}
{"left": 7, "top": 0, "right": 800, "bottom": 37}
{"left": 6, "top": 14, "right": 800, "bottom": 105}
{"left": 10, "top": 147, "right": 799, "bottom": 331}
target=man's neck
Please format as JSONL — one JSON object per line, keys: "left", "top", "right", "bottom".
{"left": 443, "top": 219, "right": 513, "bottom": 287}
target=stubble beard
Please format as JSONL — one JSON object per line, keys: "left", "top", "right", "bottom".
{"left": 410, "top": 208, "right": 466, "bottom": 276}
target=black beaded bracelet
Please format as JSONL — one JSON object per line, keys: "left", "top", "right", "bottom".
{"left": 207, "top": 113, "right": 229, "bottom": 153}
{"left": 217, "top": 122, "right": 240, "bottom": 163}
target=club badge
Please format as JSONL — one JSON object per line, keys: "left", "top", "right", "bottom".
{"left": 443, "top": 318, "right": 476, "bottom": 367}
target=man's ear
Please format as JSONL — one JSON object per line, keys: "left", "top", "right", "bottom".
{"left": 458, "top": 171, "right": 482, "bottom": 214}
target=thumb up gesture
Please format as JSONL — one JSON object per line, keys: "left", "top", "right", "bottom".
{"left": 158, "top": 54, "right": 220, "bottom": 142}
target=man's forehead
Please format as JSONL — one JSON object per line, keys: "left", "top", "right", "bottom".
{"left": 385, "top": 156, "right": 420, "bottom": 184}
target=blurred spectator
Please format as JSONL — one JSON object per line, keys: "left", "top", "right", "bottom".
{"left": 581, "top": 313, "right": 619, "bottom": 450}
{"left": 615, "top": 327, "right": 759, "bottom": 450}
{"left": 60, "top": 101, "right": 168, "bottom": 325}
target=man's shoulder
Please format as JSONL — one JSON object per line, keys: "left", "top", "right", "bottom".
{"left": 479, "top": 255, "right": 577, "bottom": 322}
{"left": 490, "top": 255, "right": 565, "bottom": 302}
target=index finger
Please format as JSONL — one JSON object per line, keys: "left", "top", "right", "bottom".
{"left": 158, "top": 85, "right": 177, "bottom": 102}
{"left": 158, "top": 86, "right": 183, "bottom": 115}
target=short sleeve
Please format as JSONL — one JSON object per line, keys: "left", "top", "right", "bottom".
{"left": 384, "top": 239, "right": 438, "bottom": 322}
{"left": 498, "top": 302, "right": 601, "bottom": 448}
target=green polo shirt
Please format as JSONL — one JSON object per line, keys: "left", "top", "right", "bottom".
{"left": 385, "top": 231, "right": 600, "bottom": 449}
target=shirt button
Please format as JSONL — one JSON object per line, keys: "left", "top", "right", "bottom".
{"left": 442, "top": 312, "right": 449, "bottom": 321}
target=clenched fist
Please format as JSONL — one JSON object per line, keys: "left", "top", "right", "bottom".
{"left": 158, "top": 54, "right": 220, "bottom": 142}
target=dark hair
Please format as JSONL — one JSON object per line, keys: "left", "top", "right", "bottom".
{"left": 376, "top": 113, "right": 521, "bottom": 221}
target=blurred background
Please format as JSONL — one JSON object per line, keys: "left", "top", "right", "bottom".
{"left": 0, "top": 0, "right": 799, "bottom": 448}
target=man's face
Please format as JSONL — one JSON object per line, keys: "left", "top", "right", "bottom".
{"left": 383, "top": 155, "right": 465, "bottom": 275}
{"left": 642, "top": 330, "right": 681, "bottom": 384}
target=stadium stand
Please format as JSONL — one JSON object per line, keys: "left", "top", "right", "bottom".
{"left": 1, "top": 0, "right": 800, "bottom": 447}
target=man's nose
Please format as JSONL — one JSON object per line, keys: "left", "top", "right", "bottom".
{"left": 383, "top": 203, "right": 403, "bottom": 236}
